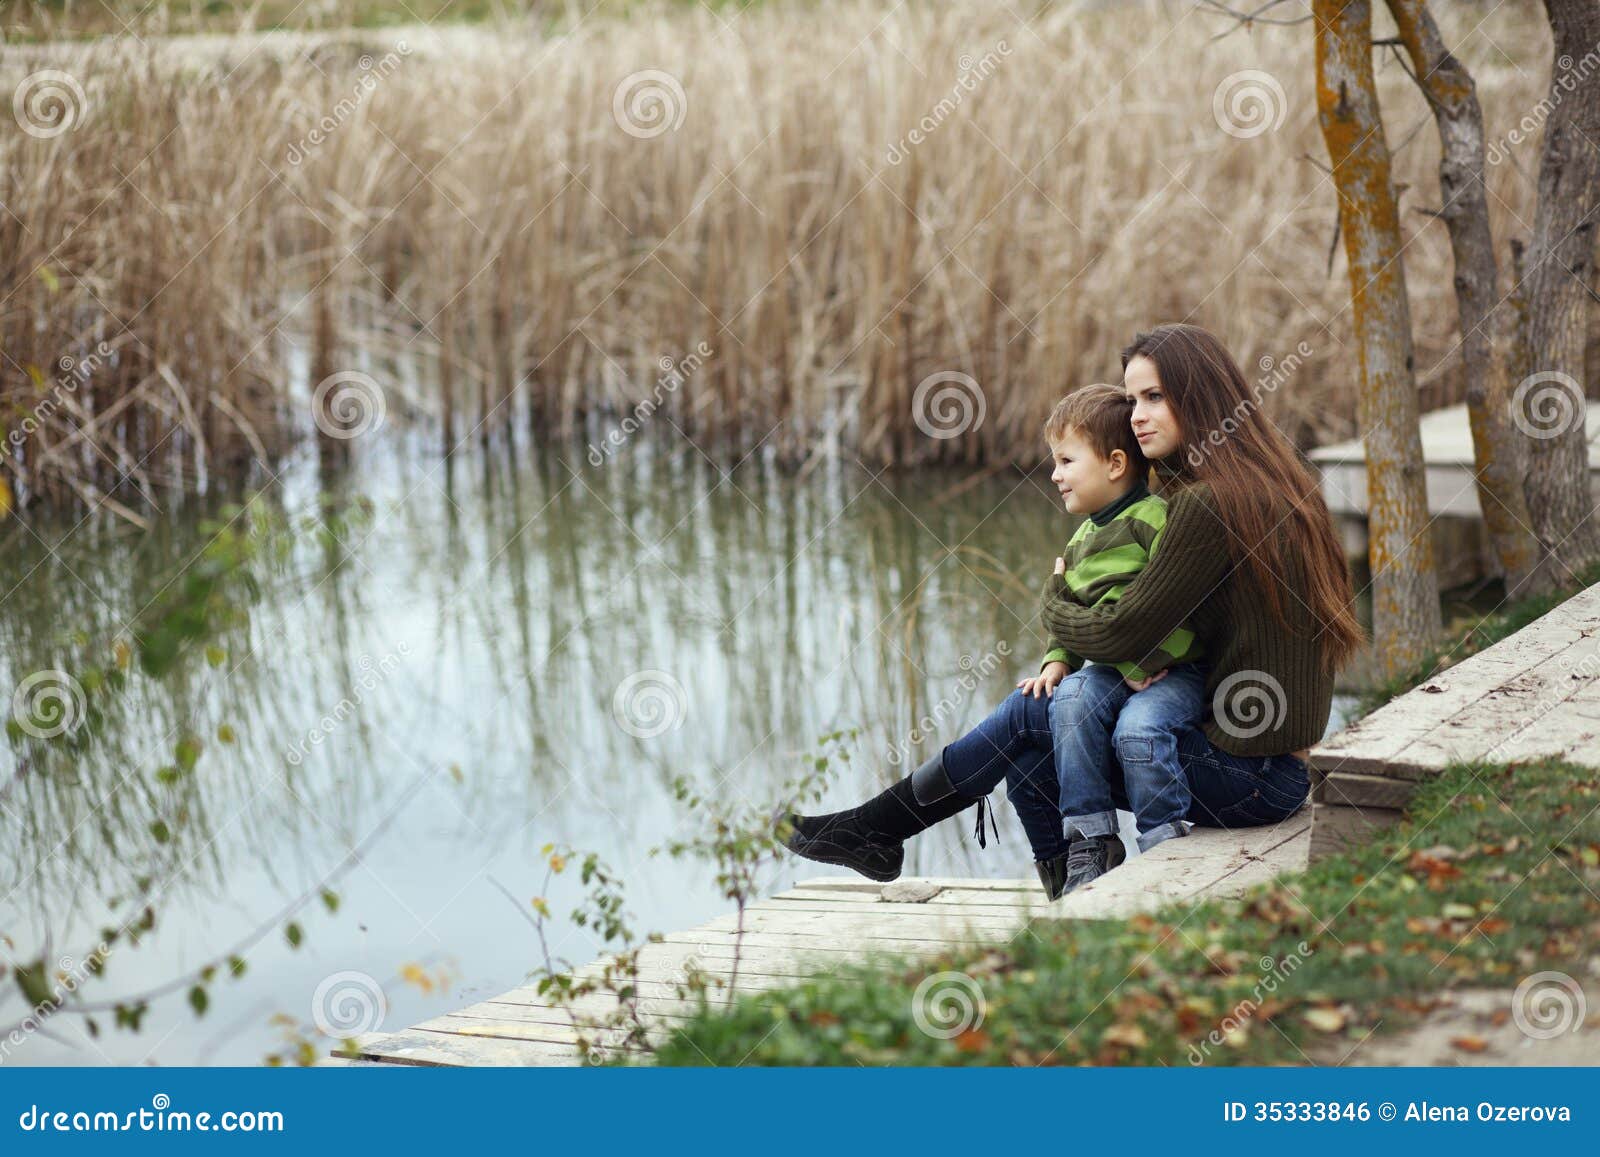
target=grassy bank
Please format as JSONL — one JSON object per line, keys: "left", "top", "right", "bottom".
{"left": 652, "top": 756, "right": 1600, "bottom": 1064}
{"left": 1, "top": 1, "right": 1551, "bottom": 513}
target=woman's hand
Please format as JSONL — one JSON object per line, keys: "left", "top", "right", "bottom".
{"left": 1017, "top": 660, "right": 1069, "bottom": 699}
{"left": 1053, "top": 557, "right": 1066, "bottom": 577}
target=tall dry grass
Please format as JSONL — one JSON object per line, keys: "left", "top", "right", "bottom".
{"left": 0, "top": 0, "right": 1557, "bottom": 512}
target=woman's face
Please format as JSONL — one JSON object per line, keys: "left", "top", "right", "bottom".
{"left": 1124, "top": 355, "right": 1182, "bottom": 461}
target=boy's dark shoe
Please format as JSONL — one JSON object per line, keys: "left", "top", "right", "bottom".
{"left": 1060, "top": 833, "right": 1127, "bottom": 895}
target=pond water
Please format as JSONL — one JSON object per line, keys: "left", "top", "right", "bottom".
{"left": 0, "top": 440, "right": 1356, "bottom": 1065}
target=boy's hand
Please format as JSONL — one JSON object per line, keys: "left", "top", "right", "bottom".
{"left": 1123, "top": 669, "right": 1169, "bottom": 692}
{"left": 1053, "top": 557, "right": 1066, "bottom": 576}
{"left": 1018, "top": 661, "right": 1070, "bottom": 699}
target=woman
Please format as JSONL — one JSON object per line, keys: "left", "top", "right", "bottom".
{"left": 780, "top": 323, "right": 1363, "bottom": 893}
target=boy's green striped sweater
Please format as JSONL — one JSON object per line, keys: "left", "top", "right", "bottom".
{"left": 1040, "top": 482, "right": 1203, "bottom": 681}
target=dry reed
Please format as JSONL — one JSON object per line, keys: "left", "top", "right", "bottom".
{"left": 0, "top": 0, "right": 1557, "bottom": 513}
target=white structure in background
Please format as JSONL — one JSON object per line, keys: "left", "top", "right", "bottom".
{"left": 1309, "top": 403, "right": 1600, "bottom": 586}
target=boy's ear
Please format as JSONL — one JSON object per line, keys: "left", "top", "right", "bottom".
{"left": 1105, "top": 448, "right": 1129, "bottom": 481}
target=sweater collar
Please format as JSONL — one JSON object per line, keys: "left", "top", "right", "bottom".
{"left": 1088, "top": 479, "right": 1150, "bottom": 527}
{"left": 1150, "top": 457, "right": 1192, "bottom": 493}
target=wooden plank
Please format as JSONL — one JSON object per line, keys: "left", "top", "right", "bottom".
{"left": 1203, "top": 829, "right": 1312, "bottom": 894}
{"left": 494, "top": 972, "right": 789, "bottom": 1006}
{"left": 747, "top": 896, "right": 1041, "bottom": 920}
{"left": 315, "top": 1056, "right": 394, "bottom": 1067}
{"left": 358, "top": 1028, "right": 582, "bottom": 1067}
{"left": 696, "top": 909, "right": 1024, "bottom": 938}
{"left": 1309, "top": 803, "right": 1403, "bottom": 860}
{"left": 1395, "top": 641, "right": 1600, "bottom": 772}
{"left": 1315, "top": 771, "right": 1420, "bottom": 809}
{"left": 794, "top": 876, "right": 1040, "bottom": 893}
{"left": 1041, "top": 813, "right": 1311, "bottom": 919}
{"left": 1311, "top": 583, "right": 1600, "bottom": 776}
{"left": 414, "top": 1014, "right": 669, "bottom": 1050}
{"left": 659, "top": 928, "right": 986, "bottom": 954}
{"left": 457, "top": 998, "right": 693, "bottom": 1025}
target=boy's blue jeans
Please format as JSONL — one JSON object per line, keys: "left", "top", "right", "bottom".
{"left": 1050, "top": 662, "right": 1208, "bottom": 852}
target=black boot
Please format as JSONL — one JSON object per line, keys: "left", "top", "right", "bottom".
{"left": 779, "top": 755, "right": 976, "bottom": 882}
{"left": 1059, "top": 833, "right": 1127, "bottom": 895}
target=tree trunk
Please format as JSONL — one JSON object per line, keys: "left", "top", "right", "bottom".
{"left": 1519, "top": 0, "right": 1600, "bottom": 586}
{"left": 1386, "top": 0, "right": 1544, "bottom": 596}
{"left": 1313, "top": 0, "right": 1441, "bottom": 675}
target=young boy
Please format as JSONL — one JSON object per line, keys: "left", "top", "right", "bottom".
{"left": 1015, "top": 384, "right": 1206, "bottom": 899}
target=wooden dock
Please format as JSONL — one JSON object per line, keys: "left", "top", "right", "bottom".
{"left": 1309, "top": 402, "right": 1600, "bottom": 520}
{"left": 1309, "top": 579, "right": 1600, "bottom": 858}
{"left": 1309, "top": 404, "right": 1600, "bottom": 586}
{"left": 331, "top": 813, "right": 1311, "bottom": 1066}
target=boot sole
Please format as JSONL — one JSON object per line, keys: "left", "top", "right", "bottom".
{"left": 783, "top": 837, "right": 903, "bottom": 883}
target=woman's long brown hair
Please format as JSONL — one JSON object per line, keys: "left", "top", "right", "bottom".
{"left": 1122, "top": 323, "right": 1364, "bottom": 671}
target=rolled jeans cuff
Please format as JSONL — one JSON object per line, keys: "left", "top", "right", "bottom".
{"left": 1064, "top": 810, "right": 1117, "bottom": 840}
{"left": 1136, "top": 820, "right": 1192, "bottom": 853}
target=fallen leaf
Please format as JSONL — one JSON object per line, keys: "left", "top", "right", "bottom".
{"left": 1102, "top": 1023, "right": 1148, "bottom": 1049}
{"left": 1451, "top": 1035, "right": 1489, "bottom": 1054}
{"left": 1303, "top": 1007, "right": 1347, "bottom": 1033}
{"left": 954, "top": 1028, "right": 991, "bottom": 1053}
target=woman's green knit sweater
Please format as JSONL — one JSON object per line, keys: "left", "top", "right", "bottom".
{"left": 1039, "top": 482, "right": 1336, "bottom": 757}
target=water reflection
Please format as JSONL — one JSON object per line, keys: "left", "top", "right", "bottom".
{"left": 0, "top": 441, "right": 1354, "bottom": 1064}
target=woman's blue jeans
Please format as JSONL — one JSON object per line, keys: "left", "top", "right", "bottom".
{"left": 939, "top": 687, "right": 1072, "bottom": 860}
{"left": 939, "top": 685, "right": 1311, "bottom": 862}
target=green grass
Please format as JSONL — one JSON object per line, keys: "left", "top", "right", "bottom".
{"left": 651, "top": 757, "right": 1600, "bottom": 1065}
{"left": 1355, "top": 561, "right": 1600, "bottom": 718}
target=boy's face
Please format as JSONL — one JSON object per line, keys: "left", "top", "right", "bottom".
{"left": 1049, "top": 428, "right": 1133, "bottom": 515}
